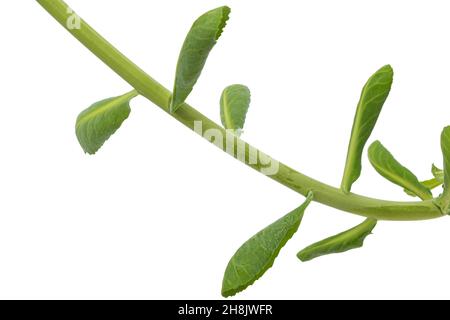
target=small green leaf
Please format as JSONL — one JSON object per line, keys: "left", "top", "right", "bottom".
{"left": 341, "top": 65, "right": 393, "bottom": 193}
{"left": 434, "top": 127, "right": 450, "bottom": 214}
{"left": 220, "top": 84, "right": 251, "bottom": 136}
{"left": 422, "top": 178, "right": 443, "bottom": 189}
{"left": 222, "top": 192, "right": 314, "bottom": 298}
{"left": 368, "top": 141, "right": 432, "bottom": 200}
{"left": 404, "top": 179, "right": 442, "bottom": 197}
{"left": 297, "top": 218, "right": 376, "bottom": 262}
{"left": 75, "top": 91, "right": 137, "bottom": 154}
{"left": 171, "top": 6, "right": 231, "bottom": 113}
{"left": 432, "top": 164, "right": 444, "bottom": 181}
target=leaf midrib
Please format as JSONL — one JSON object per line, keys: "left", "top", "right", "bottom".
{"left": 222, "top": 88, "right": 235, "bottom": 130}
{"left": 76, "top": 91, "right": 136, "bottom": 129}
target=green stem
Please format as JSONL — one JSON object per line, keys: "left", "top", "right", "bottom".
{"left": 36, "top": 0, "right": 444, "bottom": 221}
{"left": 123, "top": 90, "right": 139, "bottom": 100}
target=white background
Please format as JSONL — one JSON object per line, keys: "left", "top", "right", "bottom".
{"left": 1, "top": 0, "right": 450, "bottom": 299}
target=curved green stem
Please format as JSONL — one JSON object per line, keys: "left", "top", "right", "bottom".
{"left": 36, "top": 0, "right": 444, "bottom": 221}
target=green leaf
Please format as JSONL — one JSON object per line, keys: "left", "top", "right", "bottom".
{"left": 171, "top": 6, "right": 231, "bottom": 113}
{"left": 368, "top": 141, "right": 432, "bottom": 200}
{"left": 297, "top": 218, "right": 376, "bottom": 262}
{"left": 75, "top": 91, "right": 137, "bottom": 154}
{"left": 434, "top": 127, "right": 450, "bottom": 214}
{"left": 432, "top": 164, "right": 444, "bottom": 181}
{"left": 422, "top": 178, "right": 443, "bottom": 189}
{"left": 341, "top": 65, "right": 394, "bottom": 193}
{"left": 404, "top": 179, "right": 442, "bottom": 197}
{"left": 220, "top": 84, "right": 251, "bottom": 136}
{"left": 221, "top": 192, "right": 314, "bottom": 298}
{"left": 404, "top": 164, "right": 443, "bottom": 197}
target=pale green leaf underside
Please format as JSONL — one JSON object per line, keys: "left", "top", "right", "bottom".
{"left": 368, "top": 141, "right": 432, "bottom": 200}
{"left": 171, "top": 6, "right": 231, "bottom": 113}
{"left": 220, "top": 84, "right": 251, "bottom": 135}
{"left": 341, "top": 65, "right": 393, "bottom": 193}
{"left": 75, "top": 91, "right": 137, "bottom": 154}
{"left": 435, "top": 127, "right": 450, "bottom": 214}
{"left": 404, "top": 164, "right": 443, "bottom": 197}
{"left": 221, "top": 192, "right": 314, "bottom": 298}
{"left": 297, "top": 218, "right": 376, "bottom": 262}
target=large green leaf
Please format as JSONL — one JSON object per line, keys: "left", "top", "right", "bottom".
{"left": 368, "top": 141, "right": 432, "bottom": 200}
{"left": 75, "top": 91, "right": 137, "bottom": 154}
{"left": 171, "top": 6, "right": 231, "bottom": 113}
{"left": 435, "top": 127, "right": 450, "bottom": 214}
{"left": 297, "top": 218, "right": 376, "bottom": 262}
{"left": 220, "top": 84, "right": 251, "bottom": 136}
{"left": 341, "top": 65, "right": 393, "bottom": 193}
{"left": 222, "top": 192, "right": 314, "bottom": 298}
